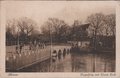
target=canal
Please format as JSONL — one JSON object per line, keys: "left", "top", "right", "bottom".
{"left": 19, "top": 51, "right": 115, "bottom": 72}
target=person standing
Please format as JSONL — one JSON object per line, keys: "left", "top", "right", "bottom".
{"left": 20, "top": 43, "right": 23, "bottom": 53}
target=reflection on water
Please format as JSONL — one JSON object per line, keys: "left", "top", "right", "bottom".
{"left": 20, "top": 51, "right": 115, "bottom": 72}
{"left": 71, "top": 53, "right": 115, "bottom": 72}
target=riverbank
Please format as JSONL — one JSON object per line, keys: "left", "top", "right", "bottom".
{"left": 70, "top": 46, "right": 115, "bottom": 54}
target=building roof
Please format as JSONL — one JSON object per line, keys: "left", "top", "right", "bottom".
{"left": 79, "top": 23, "right": 90, "bottom": 30}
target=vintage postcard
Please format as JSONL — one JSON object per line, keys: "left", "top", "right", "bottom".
{"left": 0, "top": 0, "right": 120, "bottom": 78}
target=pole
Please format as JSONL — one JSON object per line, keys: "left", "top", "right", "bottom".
{"left": 49, "top": 25, "right": 52, "bottom": 72}
{"left": 17, "top": 28, "right": 19, "bottom": 52}
{"left": 93, "top": 54, "right": 96, "bottom": 72}
{"left": 50, "top": 25, "right": 52, "bottom": 57}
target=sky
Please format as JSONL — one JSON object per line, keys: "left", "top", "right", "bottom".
{"left": 5, "top": 1, "right": 116, "bottom": 29}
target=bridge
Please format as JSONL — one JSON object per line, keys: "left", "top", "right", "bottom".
{"left": 6, "top": 45, "right": 71, "bottom": 72}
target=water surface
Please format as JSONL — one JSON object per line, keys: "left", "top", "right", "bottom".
{"left": 20, "top": 51, "right": 115, "bottom": 72}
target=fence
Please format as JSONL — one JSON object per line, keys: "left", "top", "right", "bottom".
{"left": 6, "top": 41, "right": 26, "bottom": 46}
{"left": 6, "top": 45, "right": 51, "bottom": 72}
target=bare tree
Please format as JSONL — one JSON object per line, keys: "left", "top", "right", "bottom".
{"left": 17, "top": 17, "right": 36, "bottom": 37}
{"left": 6, "top": 19, "right": 18, "bottom": 45}
{"left": 87, "top": 13, "right": 105, "bottom": 36}
{"left": 104, "top": 14, "right": 115, "bottom": 48}
{"left": 105, "top": 14, "right": 115, "bottom": 36}
{"left": 41, "top": 18, "right": 69, "bottom": 43}
{"left": 16, "top": 17, "right": 37, "bottom": 43}
{"left": 6, "top": 17, "right": 37, "bottom": 45}
{"left": 6, "top": 19, "right": 17, "bottom": 37}
{"left": 86, "top": 13, "right": 105, "bottom": 49}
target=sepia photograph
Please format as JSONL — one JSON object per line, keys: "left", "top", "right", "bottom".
{"left": 5, "top": 1, "right": 116, "bottom": 73}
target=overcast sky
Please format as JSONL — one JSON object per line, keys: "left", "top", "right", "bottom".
{"left": 5, "top": 1, "right": 116, "bottom": 27}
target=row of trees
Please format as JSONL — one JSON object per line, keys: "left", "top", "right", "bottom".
{"left": 6, "top": 17, "right": 39, "bottom": 45}
{"left": 6, "top": 13, "right": 115, "bottom": 48}
{"left": 41, "top": 18, "right": 70, "bottom": 43}
{"left": 86, "top": 13, "right": 115, "bottom": 48}
{"left": 87, "top": 13, "right": 115, "bottom": 37}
